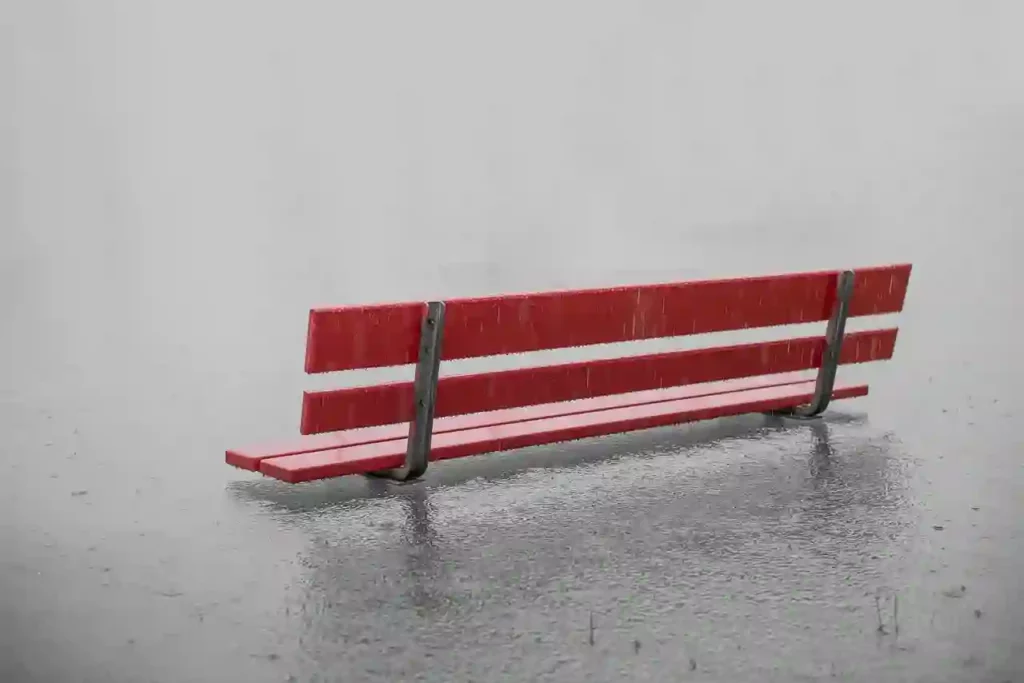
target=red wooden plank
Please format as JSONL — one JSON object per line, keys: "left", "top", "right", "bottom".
{"left": 440, "top": 264, "right": 911, "bottom": 361}
{"left": 228, "top": 371, "right": 815, "bottom": 470}
{"left": 304, "top": 301, "right": 425, "bottom": 373}
{"left": 302, "top": 265, "right": 910, "bottom": 374}
{"left": 261, "top": 381, "right": 869, "bottom": 483}
{"left": 226, "top": 423, "right": 408, "bottom": 471}
{"left": 300, "top": 328, "right": 897, "bottom": 434}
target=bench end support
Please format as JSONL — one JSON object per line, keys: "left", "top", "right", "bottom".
{"left": 367, "top": 301, "right": 445, "bottom": 482}
{"left": 771, "top": 269, "right": 856, "bottom": 419}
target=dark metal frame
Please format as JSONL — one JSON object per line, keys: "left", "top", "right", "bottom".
{"left": 772, "top": 269, "right": 856, "bottom": 419}
{"left": 368, "top": 301, "right": 446, "bottom": 482}
{"left": 370, "top": 270, "right": 854, "bottom": 481}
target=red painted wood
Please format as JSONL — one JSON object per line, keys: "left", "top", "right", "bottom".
{"left": 260, "top": 381, "right": 869, "bottom": 483}
{"left": 300, "top": 328, "right": 897, "bottom": 434}
{"left": 440, "top": 264, "right": 912, "bottom": 361}
{"left": 228, "top": 371, "right": 815, "bottom": 470}
{"left": 226, "top": 423, "right": 409, "bottom": 471}
{"left": 304, "top": 301, "right": 425, "bottom": 373}
{"left": 302, "top": 264, "right": 911, "bottom": 373}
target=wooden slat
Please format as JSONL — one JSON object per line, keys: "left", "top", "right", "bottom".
{"left": 299, "top": 328, "right": 897, "bottom": 434}
{"left": 304, "top": 301, "right": 425, "bottom": 373}
{"left": 440, "top": 264, "right": 911, "bottom": 360}
{"left": 227, "top": 371, "right": 815, "bottom": 471}
{"left": 261, "top": 381, "right": 869, "bottom": 483}
{"left": 302, "top": 264, "right": 911, "bottom": 373}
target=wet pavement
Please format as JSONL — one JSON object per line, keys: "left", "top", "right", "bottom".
{"left": 4, "top": 2, "right": 1024, "bottom": 682}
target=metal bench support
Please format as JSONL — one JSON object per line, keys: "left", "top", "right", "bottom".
{"left": 369, "top": 301, "right": 446, "bottom": 482}
{"left": 773, "top": 269, "right": 856, "bottom": 419}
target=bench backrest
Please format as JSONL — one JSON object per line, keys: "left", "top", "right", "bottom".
{"left": 300, "top": 264, "right": 912, "bottom": 435}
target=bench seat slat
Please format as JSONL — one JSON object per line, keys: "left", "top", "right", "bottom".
{"left": 227, "top": 371, "right": 817, "bottom": 471}
{"left": 258, "top": 380, "right": 868, "bottom": 483}
{"left": 300, "top": 328, "right": 897, "bottom": 434}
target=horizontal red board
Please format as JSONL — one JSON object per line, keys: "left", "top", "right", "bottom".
{"left": 304, "top": 301, "right": 425, "bottom": 373}
{"left": 261, "top": 381, "right": 869, "bottom": 483}
{"left": 228, "top": 371, "right": 816, "bottom": 470}
{"left": 442, "top": 264, "right": 911, "bottom": 360}
{"left": 303, "top": 264, "right": 910, "bottom": 372}
{"left": 300, "top": 328, "right": 897, "bottom": 434}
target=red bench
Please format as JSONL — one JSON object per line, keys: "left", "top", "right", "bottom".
{"left": 227, "top": 264, "right": 912, "bottom": 484}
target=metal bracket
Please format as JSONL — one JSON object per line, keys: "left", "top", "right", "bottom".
{"left": 368, "top": 301, "right": 445, "bottom": 482}
{"left": 772, "top": 269, "right": 856, "bottom": 419}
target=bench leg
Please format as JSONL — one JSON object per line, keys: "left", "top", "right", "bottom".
{"left": 770, "top": 269, "right": 856, "bottom": 419}
{"left": 367, "top": 301, "right": 446, "bottom": 483}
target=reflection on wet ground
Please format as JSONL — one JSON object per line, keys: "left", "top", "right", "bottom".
{"left": 222, "top": 414, "right": 936, "bottom": 681}
{"left": 4, "top": 323, "right": 1021, "bottom": 682}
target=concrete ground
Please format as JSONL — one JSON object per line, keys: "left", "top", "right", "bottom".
{"left": 3, "top": 2, "right": 1023, "bottom": 681}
